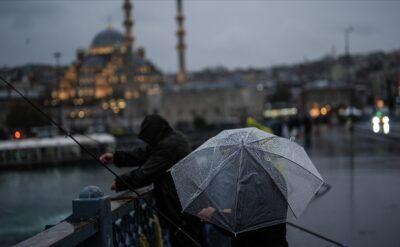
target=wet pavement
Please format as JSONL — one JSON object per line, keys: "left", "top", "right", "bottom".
{"left": 1, "top": 125, "right": 399, "bottom": 246}
{"left": 288, "top": 125, "right": 400, "bottom": 247}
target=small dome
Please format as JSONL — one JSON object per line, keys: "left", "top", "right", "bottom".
{"left": 91, "top": 28, "right": 125, "bottom": 47}
{"left": 79, "top": 185, "right": 104, "bottom": 199}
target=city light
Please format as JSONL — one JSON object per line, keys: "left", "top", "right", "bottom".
{"left": 382, "top": 116, "right": 389, "bottom": 124}
{"left": 14, "top": 131, "right": 22, "bottom": 139}
{"left": 383, "top": 123, "right": 390, "bottom": 134}
{"left": 117, "top": 100, "right": 126, "bottom": 109}
{"left": 372, "top": 116, "right": 381, "bottom": 133}
{"left": 78, "top": 111, "right": 85, "bottom": 118}
{"left": 373, "top": 123, "right": 380, "bottom": 133}
{"left": 309, "top": 107, "right": 320, "bottom": 118}
{"left": 372, "top": 116, "right": 380, "bottom": 125}
{"left": 320, "top": 107, "right": 328, "bottom": 116}
{"left": 264, "top": 108, "right": 297, "bottom": 118}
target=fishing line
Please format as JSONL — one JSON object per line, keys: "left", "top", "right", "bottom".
{"left": 0, "top": 75, "right": 202, "bottom": 247}
{"left": 287, "top": 222, "right": 347, "bottom": 247}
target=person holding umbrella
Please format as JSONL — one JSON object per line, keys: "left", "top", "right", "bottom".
{"left": 196, "top": 174, "right": 288, "bottom": 247}
{"left": 171, "top": 127, "right": 325, "bottom": 247}
{"left": 100, "top": 114, "right": 203, "bottom": 247}
{"left": 195, "top": 152, "right": 289, "bottom": 247}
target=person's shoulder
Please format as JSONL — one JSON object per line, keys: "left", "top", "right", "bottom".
{"left": 158, "top": 130, "right": 190, "bottom": 148}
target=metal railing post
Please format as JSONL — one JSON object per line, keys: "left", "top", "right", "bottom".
{"left": 72, "top": 186, "right": 112, "bottom": 247}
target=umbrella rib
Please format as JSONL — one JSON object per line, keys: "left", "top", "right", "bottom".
{"left": 243, "top": 128, "right": 254, "bottom": 143}
{"left": 245, "top": 145, "right": 323, "bottom": 183}
{"left": 192, "top": 143, "right": 241, "bottom": 153}
{"left": 244, "top": 147, "right": 298, "bottom": 218}
{"left": 246, "top": 146, "right": 324, "bottom": 217}
{"left": 233, "top": 145, "right": 245, "bottom": 233}
{"left": 247, "top": 138, "right": 321, "bottom": 179}
{"left": 245, "top": 136, "right": 276, "bottom": 145}
{"left": 175, "top": 145, "right": 237, "bottom": 169}
{"left": 181, "top": 148, "right": 240, "bottom": 211}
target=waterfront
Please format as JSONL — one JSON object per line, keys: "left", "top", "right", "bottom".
{"left": 1, "top": 126, "right": 400, "bottom": 246}
{"left": 0, "top": 163, "right": 131, "bottom": 246}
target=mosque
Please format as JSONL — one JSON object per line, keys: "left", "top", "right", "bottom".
{"left": 57, "top": 27, "right": 163, "bottom": 101}
{"left": 53, "top": 0, "right": 168, "bottom": 131}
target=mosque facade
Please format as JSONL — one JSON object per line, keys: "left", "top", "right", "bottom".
{"left": 52, "top": 0, "right": 163, "bottom": 132}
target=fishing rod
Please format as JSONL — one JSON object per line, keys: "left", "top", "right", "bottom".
{"left": 0, "top": 75, "right": 202, "bottom": 247}
{"left": 287, "top": 222, "right": 347, "bottom": 247}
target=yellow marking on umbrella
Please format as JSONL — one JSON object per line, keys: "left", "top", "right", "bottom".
{"left": 276, "top": 163, "right": 285, "bottom": 173}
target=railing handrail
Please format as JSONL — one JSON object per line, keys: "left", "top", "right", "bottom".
{"left": 13, "top": 185, "right": 154, "bottom": 247}
{"left": 14, "top": 218, "right": 99, "bottom": 247}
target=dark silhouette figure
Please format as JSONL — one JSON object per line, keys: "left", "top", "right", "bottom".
{"left": 100, "top": 114, "right": 203, "bottom": 247}
{"left": 303, "top": 115, "right": 313, "bottom": 149}
{"left": 271, "top": 119, "right": 283, "bottom": 137}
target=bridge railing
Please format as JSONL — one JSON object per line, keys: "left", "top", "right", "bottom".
{"left": 14, "top": 185, "right": 168, "bottom": 247}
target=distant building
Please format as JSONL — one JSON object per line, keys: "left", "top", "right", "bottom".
{"left": 301, "top": 80, "right": 369, "bottom": 119}
{"left": 0, "top": 65, "right": 57, "bottom": 100}
{"left": 0, "top": 65, "right": 57, "bottom": 129}
{"left": 159, "top": 80, "right": 267, "bottom": 127}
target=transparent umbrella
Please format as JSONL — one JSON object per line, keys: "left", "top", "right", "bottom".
{"left": 171, "top": 127, "right": 324, "bottom": 234}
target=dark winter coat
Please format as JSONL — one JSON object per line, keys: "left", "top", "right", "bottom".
{"left": 113, "top": 115, "right": 203, "bottom": 247}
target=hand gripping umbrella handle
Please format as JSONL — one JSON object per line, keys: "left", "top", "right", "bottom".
{"left": 287, "top": 222, "right": 348, "bottom": 247}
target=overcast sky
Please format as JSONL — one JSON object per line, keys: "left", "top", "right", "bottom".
{"left": 0, "top": 0, "right": 399, "bottom": 72}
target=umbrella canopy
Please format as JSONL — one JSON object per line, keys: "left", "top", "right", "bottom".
{"left": 171, "top": 127, "right": 324, "bottom": 234}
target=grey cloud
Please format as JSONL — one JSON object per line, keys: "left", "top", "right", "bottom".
{"left": 0, "top": 0, "right": 399, "bottom": 72}
{"left": 0, "top": 1, "right": 62, "bottom": 29}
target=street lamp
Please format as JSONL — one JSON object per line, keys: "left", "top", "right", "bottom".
{"left": 344, "top": 26, "right": 353, "bottom": 58}
{"left": 344, "top": 26, "right": 356, "bottom": 113}
{"left": 53, "top": 51, "right": 63, "bottom": 128}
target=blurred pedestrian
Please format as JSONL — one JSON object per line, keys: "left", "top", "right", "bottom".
{"left": 100, "top": 114, "right": 203, "bottom": 247}
{"left": 271, "top": 119, "right": 283, "bottom": 137}
{"left": 282, "top": 118, "right": 290, "bottom": 138}
{"left": 303, "top": 114, "right": 313, "bottom": 149}
{"left": 288, "top": 115, "right": 301, "bottom": 139}
{"left": 0, "top": 128, "right": 8, "bottom": 140}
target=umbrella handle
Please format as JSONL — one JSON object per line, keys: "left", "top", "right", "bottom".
{"left": 287, "top": 222, "right": 348, "bottom": 247}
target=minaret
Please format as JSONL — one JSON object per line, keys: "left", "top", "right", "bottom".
{"left": 123, "top": 0, "right": 135, "bottom": 95}
{"left": 123, "top": 0, "right": 134, "bottom": 53}
{"left": 176, "top": 0, "right": 186, "bottom": 84}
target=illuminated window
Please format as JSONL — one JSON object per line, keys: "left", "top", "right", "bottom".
{"left": 120, "top": 75, "right": 127, "bottom": 83}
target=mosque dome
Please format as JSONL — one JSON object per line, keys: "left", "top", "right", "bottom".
{"left": 91, "top": 28, "right": 125, "bottom": 47}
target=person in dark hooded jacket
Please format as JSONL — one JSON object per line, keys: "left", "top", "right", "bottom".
{"left": 100, "top": 114, "right": 203, "bottom": 247}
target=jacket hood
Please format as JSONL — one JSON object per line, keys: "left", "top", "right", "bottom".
{"left": 138, "top": 114, "right": 173, "bottom": 146}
